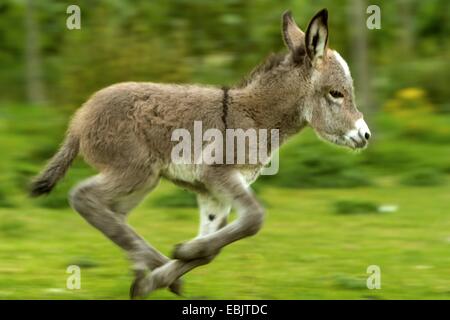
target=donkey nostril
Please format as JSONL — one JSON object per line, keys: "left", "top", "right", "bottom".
{"left": 365, "top": 132, "right": 371, "bottom": 140}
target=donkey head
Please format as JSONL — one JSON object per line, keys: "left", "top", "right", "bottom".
{"left": 282, "top": 9, "right": 371, "bottom": 149}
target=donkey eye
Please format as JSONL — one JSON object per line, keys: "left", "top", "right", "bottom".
{"left": 329, "top": 90, "right": 344, "bottom": 99}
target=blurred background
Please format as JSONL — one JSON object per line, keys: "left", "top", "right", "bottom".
{"left": 0, "top": 0, "right": 448, "bottom": 299}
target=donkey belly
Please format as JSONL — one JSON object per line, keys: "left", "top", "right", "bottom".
{"left": 162, "top": 163, "right": 208, "bottom": 194}
{"left": 162, "top": 163, "right": 263, "bottom": 196}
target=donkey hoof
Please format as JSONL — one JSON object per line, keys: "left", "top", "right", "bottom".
{"left": 169, "top": 278, "right": 184, "bottom": 296}
{"left": 129, "top": 274, "right": 145, "bottom": 299}
{"left": 171, "top": 243, "right": 187, "bottom": 260}
{"left": 172, "top": 241, "right": 210, "bottom": 261}
{"left": 129, "top": 272, "right": 156, "bottom": 300}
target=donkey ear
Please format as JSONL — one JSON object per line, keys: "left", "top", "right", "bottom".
{"left": 305, "top": 9, "right": 329, "bottom": 64}
{"left": 282, "top": 11, "right": 305, "bottom": 58}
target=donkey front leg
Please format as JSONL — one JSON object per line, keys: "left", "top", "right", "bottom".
{"left": 130, "top": 194, "right": 230, "bottom": 298}
{"left": 131, "top": 169, "right": 265, "bottom": 298}
{"left": 197, "top": 194, "right": 231, "bottom": 237}
{"left": 173, "top": 169, "right": 265, "bottom": 261}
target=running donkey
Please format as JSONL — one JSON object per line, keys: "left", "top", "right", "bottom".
{"left": 31, "top": 9, "right": 371, "bottom": 298}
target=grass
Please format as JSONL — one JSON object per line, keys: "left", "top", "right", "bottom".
{"left": 0, "top": 181, "right": 448, "bottom": 300}
{"left": 0, "top": 104, "right": 449, "bottom": 299}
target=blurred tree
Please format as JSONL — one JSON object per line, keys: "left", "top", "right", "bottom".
{"left": 24, "top": 0, "right": 46, "bottom": 105}
{"left": 0, "top": 0, "right": 447, "bottom": 111}
{"left": 398, "top": 0, "right": 415, "bottom": 58}
{"left": 348, "top": 0, "right": 372, "bottom": 113}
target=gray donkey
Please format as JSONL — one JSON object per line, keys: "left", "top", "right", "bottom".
{"left": 31, "top": 9, "right": 371, "bottom": 298}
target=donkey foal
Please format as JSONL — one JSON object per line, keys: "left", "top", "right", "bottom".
{"left": 30, "top": 9, "right": 370, "bottom": 299}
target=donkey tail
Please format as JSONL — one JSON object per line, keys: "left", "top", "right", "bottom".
{"left": 30, "top": 133, "right": 80, "bottom": 197}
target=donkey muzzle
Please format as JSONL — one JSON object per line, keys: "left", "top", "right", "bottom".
{"left": 345, "top": 118, "right": 371, "bottom": 149}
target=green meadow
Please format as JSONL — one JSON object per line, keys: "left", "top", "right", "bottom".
{"left": 0, "top": 102, "right": 448, "bottom": 300}
{"left": 0, "top": 0, "right": 449, "bottom": 300}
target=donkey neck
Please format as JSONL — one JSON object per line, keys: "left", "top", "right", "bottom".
{"left": 228, "top": 77, "right": 308, "bottom": 144}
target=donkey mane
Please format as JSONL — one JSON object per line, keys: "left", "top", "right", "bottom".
{"left": 235, "top": 52, "right": 288, "bottom": 88}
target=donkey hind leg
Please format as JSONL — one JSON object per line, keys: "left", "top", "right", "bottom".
{"left": 68, "top": 170, "right": 182, "bottom": 296}
{"left": 130, "top": 194, "right": 231, "bottom": 298}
